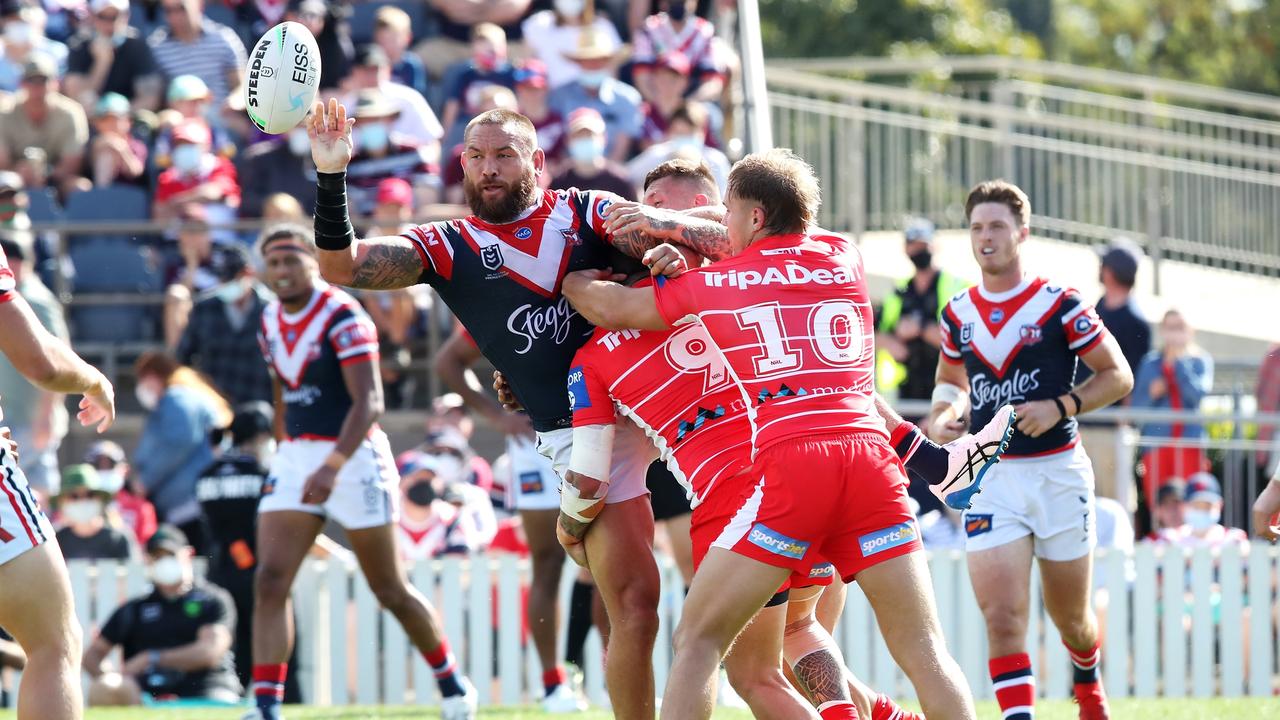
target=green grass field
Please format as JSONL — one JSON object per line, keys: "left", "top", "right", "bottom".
{"left": 4, "top": 698, "right": 1269, "bottom": 719}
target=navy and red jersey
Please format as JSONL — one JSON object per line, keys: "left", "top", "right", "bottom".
{"left": 653, "top": 232, "right": 885, "bottom": 456}
{"left": 0, "top": 243, "right": 15, "bottom": 303}
{"left": 569, "top": 282, "right": 752, "bottom": 504}
{"left": 940, "top": 276, "right": 1108, "bottom": 458}
{"left": 258, "top": 284, "right": 380, "bottom": 440}
{"left": 403, "top": 188, "right": 640, "bottom": 432}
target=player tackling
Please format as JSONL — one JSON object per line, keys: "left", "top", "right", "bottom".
{"left": 924, "top": 180, "right": 1133, "bottom": 720}
{"left": 562, "top": 149, "right": 977, "bottom": 719}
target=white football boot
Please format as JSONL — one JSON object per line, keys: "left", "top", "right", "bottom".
{"left": 932, "top": 404, "right": 1016, "bottom": 510}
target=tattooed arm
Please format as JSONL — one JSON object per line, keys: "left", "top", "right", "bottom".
{"left": 317, "top": 236, "right": 426, "bottom": 290}
{"left": 602, "top": 201, "right": 734, "bottom": 262}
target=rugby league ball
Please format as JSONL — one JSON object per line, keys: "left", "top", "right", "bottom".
{"left": 243, "top": 21, "right": 321, "bottom": 135}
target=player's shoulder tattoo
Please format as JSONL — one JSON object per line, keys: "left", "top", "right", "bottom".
{"left": 350, "top": 239, "right": 423, "bottom": 290}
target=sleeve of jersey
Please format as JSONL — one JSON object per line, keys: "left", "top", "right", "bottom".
{"left": 568, "top": 358, "right": 616, "bottom": 428}
{"left": 939, "top": 304, "right": 964, "bottom": 364}
{"left": 1060, "top": 290, "right": 1108, "bottom": 355}
{"left": 571, "top": 189, "right": 619, "bottom": 243}
{"left": 400, "top": 223, "right": 451, "bottom": 282}
{"left": 652, "top": 273, "right": 701, "bottom": 328}
{"left": 329, "top": 310, "right": 381, "bottom": 366}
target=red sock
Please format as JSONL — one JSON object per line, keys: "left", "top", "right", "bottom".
{"left": 872, "top": 693, "right": 925, "bottom": 720}
{"left": 542, "top": 666, "right": 567, "bottom": 694}
{"left": 990, "top": 653, "right": 1034, "bottom": 719}
{"left": 818, "top": 701, "right": 860, "bottom": 719}
{"left": 1066, "top": 642, "right": 1109, "bottom": 720}
{"left": 252, "top": 663, "right": 287, "bottom": 713}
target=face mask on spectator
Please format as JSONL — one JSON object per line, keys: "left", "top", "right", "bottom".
{"left": 99, "top": 467, "right": 126, "bottom": 493}
{"left": 288, "top": 127, "right": 311, "bottom": 156}
{"left": 150, "top": 556, "right": 185, "bottom": 586}
{"left": 62, "top": 498, "right": 103, "bottom": 524}
{"left": 578, "top": 70, "right": 608, "bottom": 89}
{"left": 568, "top": 136, "right": 604, "bottom": 164}
{"left": 554, "top": 0, "right": 584, "bottom": 17}
{"left": 670, "top": 134, "right": 703, "bottom": 154}
{"left": 136, "top": 383, "right": 160, "bottom": 410}
{"left": 475, "top": 50, "right": 499, "bottom": 72}
{"left": 1185, "top": 507, "right": 1218, "bottom": 532}
{"left": 357, "top": 123, "right": 390, "bottom": 153}
{"left": 909, "top": 249, "right": 933, "bottom": 270}
{"left": 406, "top": 480, "right": 438, "bottom": 507}
{"left": 4, "top": 22, "right": 32, "bottom": 46}
{"left": 171, "top": 144, "right": 203, "bottom": 173}
{"left": 212, "top": 278, "right": 245, "bottom": 304}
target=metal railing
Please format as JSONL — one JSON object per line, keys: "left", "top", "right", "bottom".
{"left": 764, "top": 62, "right": 1280, "bottom": 283}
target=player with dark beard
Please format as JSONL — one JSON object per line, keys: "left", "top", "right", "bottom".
{"left": 304, "top": 98, "right": 731, "bottom": 719}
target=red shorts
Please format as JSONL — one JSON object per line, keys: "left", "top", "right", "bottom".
{"left": 692, "top": 432, "right": 920, "bottom": 583}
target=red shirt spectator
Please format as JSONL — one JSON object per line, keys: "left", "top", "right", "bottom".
{"left": 153, "top": 121, "right": 240, "bottom": 237}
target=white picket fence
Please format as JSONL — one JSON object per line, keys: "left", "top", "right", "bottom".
{"left": 61, "top": 543, "right": 1280, "bottom": 708}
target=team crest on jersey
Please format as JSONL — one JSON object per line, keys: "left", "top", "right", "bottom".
{"left": 1074, "top": 315, "right": 1094, "bottom": 334}
{"left": 480, "top": 244, "right": 504, "bottom": 271}
{"left": 1019, "top": 324, "right": 1043, "bottom": 346}
{"left": 989, "top": 308, "right": 1005, "bottom": 323}
{"left": 959, "top": 323, "right": 974, "bottom": 346}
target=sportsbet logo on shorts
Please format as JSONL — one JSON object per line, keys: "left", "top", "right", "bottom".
{"left": 747, "top": 523, "right": 810, "bottom": 560}
{"left": 859, "top": 521, "right": 918, "bottom": 557}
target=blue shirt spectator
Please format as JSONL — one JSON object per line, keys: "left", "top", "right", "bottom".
{"left": 374, "top": 5, "right": 429, "bottom": 99}
{"left": 1130, "top": 309, "right": 1214, "bottom": 440}
{"left": 549, "top": 29, "right": 642, "bottom": 162}
{"left": 440, "top": 23, "right": 517, "bottom": 148}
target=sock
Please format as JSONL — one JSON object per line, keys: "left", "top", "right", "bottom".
{"left": 252, "top": 664, "right": 287, "bottom": 718}
{"left": 542, "top": 666, "right": 567, "bottom": 696}
{"left": 565, "top": 580, "right": 594, "bottom": 668}
{"left": 889, "top": 422, "right": 949, "bottom": 485}
{"left": 818, "top": 700, "right": 860, "bottom": 719}
{"left": 1067, "top": 641, "right": 1101, "bottom": 686}
{"left": 424, "top": 640, "right": 466, "bottom": 698}
{"left": 872, "top": 693, "right": 925, "bottom": 720}
{"left": 990, "top": 653, "right": 1035, "bottom": 719}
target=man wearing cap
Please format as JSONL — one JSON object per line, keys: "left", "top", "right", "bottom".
{"left": 631, "top": 0, "right": 726, "bottom": 104}
{"left": 550, "top": 27, "right": 643, "bottom": 163}
{"left": 637, "top": 52, "right": 720, "bottom": 151}
{"left": 520, "top": 0, "right": 623, "bottom": 90}
{"left": 65, "top": 0, "right": 161, "bottom": 110}
{"left": 343, "top": 89, "right": 441, "bottom": 216}
{"left": 512, "top": 59, "right": 567, "bottom": 165}
{"left": 82, "top": 524, "right": 241, "bottom": 707}
{"left": 1084, "top": 238, "right": 1150, "bottom": 385}
{"left": 551, "top": 107, "right": 634, "bottom": 200}
{"left": 86, "top": 92, "right": 147, "bottom": 187}
{"left": 175, "top": 242, "right": 274, "bottom": 405}
{"left": 343, "top": 44, "right": 443, "bottom": 151}
{"left": 876, "top": 218, "right": 970, "bottom": 409}
{"left": 155, "top": 75, "right": 237, "bottom": 167}
{"left": 147, "top": 0, "right": 246, "bottom": 104}
{"left": 1152, "top": 472, "right": 1248, "bottom": 548}
{"left": 0, "top": 229, "right": 68, "bottom": 503}
{"left": 153, "top": 119, "right": 240, "bottom": 230}
{"left": 53, "top": 464, "right": 134, "bottom": 561}
{"left": 85, "top": 439, "right": 158, "bottom": 547}
{"left": 0, "top": 56, "right": 89, "bottom": 194}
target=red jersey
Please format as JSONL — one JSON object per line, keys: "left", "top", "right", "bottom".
{"left": 569, "top": 301, "right": 751, "bottom": 504}
{"left": 0, "top": 243, "right": 15, "bottom": 303}
{"left": 653, "top": 232, "right": 884, "bottom": 455}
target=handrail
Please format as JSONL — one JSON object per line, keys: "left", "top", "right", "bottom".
{"left": 736, "top": 0, "right": 773, "bottom": 153}
{"left": 768, "top": 55, "right": 1280, "bottom": 119}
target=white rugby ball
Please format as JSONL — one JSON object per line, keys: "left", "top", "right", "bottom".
{"left": 243, "top": 21, "right": 321, "bottom": 135}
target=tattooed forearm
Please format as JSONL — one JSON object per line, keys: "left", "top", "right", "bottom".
{"left": 610, "top": 230, "right": 659, "bottom": 260}
{"left": 349, "top": 240, "right": 423, "bottom": 290}
{"left": 793, "top": 650, "right": 853, "bottom": 706}
{"left": 678, "top": 220, "right": 733, "bottom": 262}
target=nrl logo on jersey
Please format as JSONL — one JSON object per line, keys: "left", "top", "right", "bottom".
{"left": 959, "top": 323, "right": 974, "bottom": 346}
{"left": 480, "top": 244, "right": 504, "bottom": 271}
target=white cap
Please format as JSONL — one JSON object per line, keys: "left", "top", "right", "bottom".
{"left": 89, "top": 0, "right": 130, "bottom": 14}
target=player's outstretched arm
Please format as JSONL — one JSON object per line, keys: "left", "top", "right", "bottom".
{"left": 308, "top": 98, "right": 425, "bottom": 291}
{"left": 603, "top": 200, "right": 733, "bottom": 262}
{"left": 0, "top": 294, "right": 114, "bottom": 432}
{"left": 562, "top": 269, "right": 668, "bottom": 331}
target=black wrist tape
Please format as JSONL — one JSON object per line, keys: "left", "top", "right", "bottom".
{"left": 314, "top": 172, "right": 354, "bottom": 251}
{"left": 1052, "top": 396, "right": 1068, "bottom": 420}
{"left": 1069, "top": 391, "right": 1083, "bottom": 415}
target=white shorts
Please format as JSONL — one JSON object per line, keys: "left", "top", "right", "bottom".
{"left": 260, "top": 433, "right": 400, "bottom": 530}
{"left": 0, "top": 447, "right": 53, "bottom": 567}
{"left": 962, "top": 443, "right": 1097, "bottom": 562}
{"left": 536, "top": 419, "right": 657, "bottom": 506}
{"left": 505, "top": 436, "right": 561, "bottom": 512}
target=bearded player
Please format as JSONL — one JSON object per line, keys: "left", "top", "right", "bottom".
{"left": 304, "top": 98, "right": 734, "bottom": 718}
{"left": 924, "top": 181, "right": 1132, "bottom": 720}
{"left": 563, "top": 150, "right": 994, "bottom": 719}
{"left": 247, "top": 225, "right": 476, "bottom": 720}
{"left": 0, "top": 238, "right": 116, "bottom": 720}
